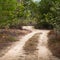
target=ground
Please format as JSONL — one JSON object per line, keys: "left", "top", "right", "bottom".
{"left": 0, "top": 29, "right": 31, "bottom": 57}
{"left": 48, "top": 30, "right": 60, "bottom": 58}
{"left": 0, "top": 26, "right": 60, "bottom": 60}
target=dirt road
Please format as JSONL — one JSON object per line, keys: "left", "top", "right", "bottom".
{"left": 0, "top": 28, "right": 60, "bottom": 60}
{"left": 37, "top": 30, "right": 60, "bottom": 60}
{"left": 0, "top": 30, "right": 40, "bottom": 60}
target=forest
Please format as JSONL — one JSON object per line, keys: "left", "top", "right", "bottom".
{"left": 0, "top": 0, "right": 60, "bottom": 31}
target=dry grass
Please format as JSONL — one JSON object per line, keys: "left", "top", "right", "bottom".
{"left": 48, "top": 30, "right": 60, "bottom": 58}
{"left": 0, "top": 29, "right": 31, "bottom": 37}
{"left": 23, "top": 33, "right": 40, "bottom": 54}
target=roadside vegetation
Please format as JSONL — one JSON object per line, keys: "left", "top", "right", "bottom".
{"left": 0, "top": 0, "right": 60, "bottom": 30}
{"left": 48, "top": 30, "right": 60, "bottom": 58}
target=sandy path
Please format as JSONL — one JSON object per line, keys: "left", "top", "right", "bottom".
{"left": 0, "top": 29, "right": 60, "bottom": 60}
{"left": 38, "top": 30, "right": 60, "bottom": 60}
{"left": 0, "top": 31, "right": 39, "bottom": 60}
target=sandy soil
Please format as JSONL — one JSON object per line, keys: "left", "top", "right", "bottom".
{"left": 37, "top": 30, "right": 60, "bottom": 60}
{"left": 0, "top": 27, "right": 60, "bottom": 60}
{"left": 0, "top": 30, "right": 39, "bottom": 60}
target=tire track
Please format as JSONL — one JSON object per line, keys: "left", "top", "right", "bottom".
{"left": 37, "top": 30, "right": 60, "bottom": 60}
{"left": 0, "top": 31, "right": 39, "bottom": 60}
{"left": 18, "top": 33, "right": 40, "bottom": 60}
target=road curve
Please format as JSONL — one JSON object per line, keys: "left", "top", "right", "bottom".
{"left": 0, "top": 31, "right": 40, "bottom": 60}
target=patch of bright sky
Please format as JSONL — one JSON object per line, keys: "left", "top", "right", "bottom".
{"left": 33, "top": 0, "right": 41, "bottom": 2}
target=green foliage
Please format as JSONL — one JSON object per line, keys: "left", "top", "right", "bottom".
{"left": 0, "top": 0, "right": 17, "bottom": 28}
{"left": 0, "top": 0, "right": 60, "bottom": 30}
{"left": 15, "top": 3, "right": 25, "bottom": 18}
{"left": 36, "top": 0, "right": 60, "bottom": 30}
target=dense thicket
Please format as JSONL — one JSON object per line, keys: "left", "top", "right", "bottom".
{"left": 37, "top": 0, "right": 60, "bottom": 30}
{"left": 0, "top": 0, "right": 17, "bottom": 28}
{"left": 0, "top": 0, "right": 60, "bottom": 30}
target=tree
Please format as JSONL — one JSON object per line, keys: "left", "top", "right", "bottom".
{"left": 36, "top": 0, "right": 60, "bottom": 30}
{"left": 0, "top": 0, "right": 17, "bottom": 28}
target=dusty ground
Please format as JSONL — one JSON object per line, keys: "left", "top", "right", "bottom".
{"left": 0, "top": 27, "right": 60, "bottom": 60}
{"left": 0, "top": 29, "right": 31, "bottom": 57}
{"left": 0, "top": 30, "right": 39, "bottom": 60}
